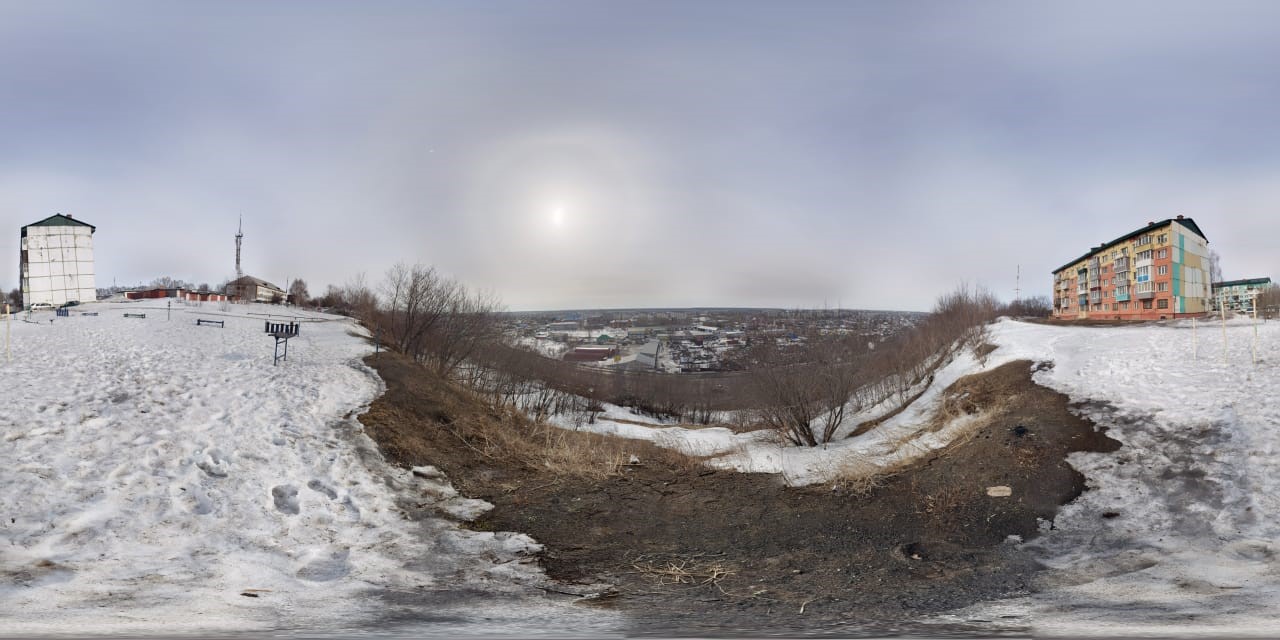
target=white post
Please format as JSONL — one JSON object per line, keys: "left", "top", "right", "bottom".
{"left": 5, "top": 303, "right": 9, "bottom": 363}
{"left": 1222, "top": 291, "right": 1228, "bottom": 365}
{"left": 1252, "top": 291, "right": 1260, "bottom": 365}
{"left": 1192, "top": 316, "right": 1197, "bottom": 361}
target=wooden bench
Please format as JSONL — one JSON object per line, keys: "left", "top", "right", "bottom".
{"left": 265, "top": 321, "right": 300, "bottom": 365}
{"left": 196, "top": 318, "right": 225, "bottom": 328}
{"left": 55, "top": 308, "right": 69, "bottom": 317}
{"left": 123, "top": 313, "right": 146, "bottom": 319}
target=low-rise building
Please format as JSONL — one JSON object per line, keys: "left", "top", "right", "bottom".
{"left": 1052, "top": 216, "right": 1211, "bottom": 320}
{"left": 226, "top": 275, "right": 285, "bottom": 303}
{"left": 563, "top": 346, "right": 618, "bottom": 362}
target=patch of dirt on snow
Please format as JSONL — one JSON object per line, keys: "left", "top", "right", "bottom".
{"left": 359, "top": 353, "right": 1119, "bottom": 633}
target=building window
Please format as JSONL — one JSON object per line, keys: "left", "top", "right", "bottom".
{"left": 1138, "top": 234, "right": 1153, "bottom": 245}
{"left": 1158, "top": 265, "right": 1168, "bottom": 275}
{"left": 1158, "top": 233, "right": 1168, "bottom": 244}
{"left": 1157, "top": 248, "right": 1168, "bottom": 259}
{"left": 1157, "top": 298, "right": 1169, "bottom": 309}
{"left": 1158, "top": 282, "right": 1169, "bottom": 292}
{"left": 1142, "top": 300, "right": 1153, "bottom": 310}
{"left": 1138, "top": 249, "right": 1153, "bottom": 261}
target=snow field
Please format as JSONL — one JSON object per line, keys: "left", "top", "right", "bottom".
{"left": 977, "top": 317, "right": 1280, "bottom": 635}
{"left": 0, "top": 303, "right": 618, "bottom": 635}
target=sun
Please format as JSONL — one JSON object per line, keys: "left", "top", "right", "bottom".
{"left": 551, "top": 205, "right": 566, "bottom": 228}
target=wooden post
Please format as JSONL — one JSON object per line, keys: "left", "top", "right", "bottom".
{"left": 1252, "top": 291, "right": 1260, "bottom": 366}
{"left": 1192, "top": 316, "right": 1197, "bottom": 361}
{"left": 1221, "top": 291, "right": 1228, "bottom": 365}
{"left": 5, "top": 303, "right": 9, "bottom": 363}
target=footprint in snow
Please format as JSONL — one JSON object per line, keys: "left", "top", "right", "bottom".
{"left": 271, "top": 485, "right": 300, "bottom": 515}
{"left": 307, "top": 479, "right": 338, "bottom": 500}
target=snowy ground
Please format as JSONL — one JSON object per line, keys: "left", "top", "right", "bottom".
{"left": 966, "top": 317, "right": 1280, "bottom": 636}
{"left": 0, "top": 302, "right": 618, "bottom": 637}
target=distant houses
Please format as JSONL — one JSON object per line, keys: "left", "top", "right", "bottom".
{"left": 1052, "top": 216, "right": 1211, "bottom": 320}
{"left": 19, "top": 214, "right": 97, "bottom": 310}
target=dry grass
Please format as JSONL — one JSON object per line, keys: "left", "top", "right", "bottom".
{"left": 440, "top": 407, "right": 708, "bottom": 482}
{"left": 828, "top": 453, "right": 894, "bottom": 496}
{"left": 629, "top": 553, "right": 737, "bottom": 591}
{"left": 366, "top": 353, "right": 706, "bottom": 482}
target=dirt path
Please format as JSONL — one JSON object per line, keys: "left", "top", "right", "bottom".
{"left": 358, "top": 354, "right": 1118, "bottom": 634}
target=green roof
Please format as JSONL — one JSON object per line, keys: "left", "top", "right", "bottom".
{"left": 1052, "top": 217, "right": 1207, "bottom": 275}
{"left": 1212, "top": 277, "right": 1271, "bottom": 288}
{"left": 22, "top": 214, "right": 96, "bottom": 232}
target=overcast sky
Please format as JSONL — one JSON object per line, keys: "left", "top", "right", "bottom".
{"left": 3, "top": 1, "right": 1279, "bottom": 311}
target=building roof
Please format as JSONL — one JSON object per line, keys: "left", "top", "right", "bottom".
{"left": 228, "top": 275, "right": 284, "bottom": 292}
{"left": 1052, "top": 217, "right": 1208, "bottom": 275}
{"left": 1212, "top": 277, "right": 1272, "bottom": 288}
{"left": 22, "top": 213, "right": 96, "bottom": 232}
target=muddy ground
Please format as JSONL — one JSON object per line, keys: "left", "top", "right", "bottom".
{"left": 358, "top": 353, "right": 1119, "bottom": 634}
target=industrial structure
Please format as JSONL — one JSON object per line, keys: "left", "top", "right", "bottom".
{"left": 1211, "top": 277, "right": 1272, "bottom": 313}
{"left": 1052, "top": 216, "right": 1211, "bottom": 320}
{"left": 224, "top": 217, "right": 285, "bottom": 303}
{"left": 19, "top": 214, "right": 97, "bottom": 310}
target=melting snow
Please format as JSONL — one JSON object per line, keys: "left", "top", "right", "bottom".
{"left": 0, "top": 302, "right": 618, "bottom": 636}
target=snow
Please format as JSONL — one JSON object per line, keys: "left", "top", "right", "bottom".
{"left": 968, "top": 317, "right": 1280, "bottom": 635}
{"left": 0, "top": 302, "right": 619, "bottom": 636}
{"left": 547, "top": 343, "right": 1021, "bottom": 486}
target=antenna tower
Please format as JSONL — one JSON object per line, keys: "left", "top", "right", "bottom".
{"left": 235, "top": 217, "right": 244, "bottom": 281}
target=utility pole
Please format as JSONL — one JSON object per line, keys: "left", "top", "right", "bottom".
{"left": 235, "top": 216, "right": 244, "bottom": 282}
{"left": 1015, "top": 264, "right": 1021, "bottom": 302}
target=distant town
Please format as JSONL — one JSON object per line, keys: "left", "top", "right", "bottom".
{"left": 503, "top": 308, "right": 923, "bottom": 373}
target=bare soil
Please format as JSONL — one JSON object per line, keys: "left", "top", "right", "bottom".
{"left": 358, "top": 353, "right": 1119, "bottom": 634}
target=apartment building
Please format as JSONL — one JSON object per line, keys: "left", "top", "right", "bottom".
{"left": 1211, "top": 278, "right": 1271, "bottom": 313}
{"left": 20, "top": 213, "right": 97, "bottom": 309}
{"left": 1052, "top": 216, "right": 1210, "bottom": 320}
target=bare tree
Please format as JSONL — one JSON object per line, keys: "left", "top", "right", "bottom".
{"left": 288, "top": 278, "right": 310, "bottom": 305}
{"left": 1209, "top": 250, "right": 1224, "bottom": 284}
{"left": 375, "top": 263, "right": 501, "bottom": 378}
{"left": 6, "top": 288, "right": 20, "bottom": 309}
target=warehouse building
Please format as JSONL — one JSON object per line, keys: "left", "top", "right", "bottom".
{"left": 19, "top": 214, "right": 97, "bottom": 309}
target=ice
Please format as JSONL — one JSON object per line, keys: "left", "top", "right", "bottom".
{"left": 0, "top": 301, "right": 620, "bottom": 635}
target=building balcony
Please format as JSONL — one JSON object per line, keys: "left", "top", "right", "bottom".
{"left": 1114, "top": 257, "right": 1130, "bottom": 271}
{"left": 1135, "top": 258, "right": 1154, "bottom": 269}
{"left": 1136, "top": 291, "right": 1156, "bottom": 300}
{"left": 1115, "top": 293, "right": 1130, "bottom": 302}
{"left": 1077, "top": 286, "right": 1088, "bottom": 294}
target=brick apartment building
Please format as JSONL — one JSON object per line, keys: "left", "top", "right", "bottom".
{"left": 1052, "top": 216, "right": 1210, "bottom": 320}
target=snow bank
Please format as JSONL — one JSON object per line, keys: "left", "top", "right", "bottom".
{"left": 0, "top": 302, "right": 618, "bottom": 635}
{"left": 547, "top": 341, "right": 1022, "bottom": 486}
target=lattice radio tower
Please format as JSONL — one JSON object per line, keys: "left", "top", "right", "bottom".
{"left": 235, "top": 216, "right": 244, "bottom": 281}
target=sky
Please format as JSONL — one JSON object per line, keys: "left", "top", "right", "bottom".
{"left": 2, "top": 1, "right": 1279, "bottom": 312}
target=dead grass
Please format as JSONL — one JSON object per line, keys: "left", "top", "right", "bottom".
{"left": 628, "top": 552, "right": 738, "bottom": 595}
{"left": 364, "top": 352, "right": 705, "bottom": 482}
